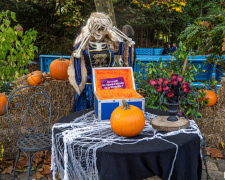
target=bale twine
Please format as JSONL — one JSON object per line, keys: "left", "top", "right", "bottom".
{"left": 0, "top": 75, "right": 75, "bottom": 157}
{"left": 198, "top": 77, "right": 225, "bottom": 148}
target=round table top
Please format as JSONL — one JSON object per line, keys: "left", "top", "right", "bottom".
{"left": 54, "top": 108, "right": 202, "bottom": 180}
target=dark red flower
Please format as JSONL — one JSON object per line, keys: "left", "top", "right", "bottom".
{"left": 171, "top": 78, "right": 178, "bottom": 86}
{"left": 157, "top": 78, "right": 163, "bottom": 83}
{"left": 163, "top": 79, "right": 169, "bottom": 84}
{"left": 155, "top": 84, "right": 163, "bottom": 92}
{"left": 177, "top": 76, "right": 183, "bottom": 83}
{"left": 156, "top": 79, "right": 163, "bottom": 85}
{"left": 167, "top": 90, "right": 174, "bottom": 98}
{"left": 181, "top": 84, "right": 187, "bottom": 88}
{"left": 163, "top": 84, "right": 169, "bottom": 91}
{"left": 171, "top": 73, "right": 178, "bottom": 80}
{"left": 168, "top": 78, "right": 172, "bottom": 83}
{"left": 149, "top": 79, "right": 156, "bottom": 86}
{"left": 183, "top": 86, "right": 192, "bottom": 94}
{"left": 182, "top": 80, "right": 189, "bottom": 85}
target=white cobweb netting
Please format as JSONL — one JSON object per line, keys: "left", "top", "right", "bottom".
{"left": 51, "top": 111, "right": 202, "bottom": 180}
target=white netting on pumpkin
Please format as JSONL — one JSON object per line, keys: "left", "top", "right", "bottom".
{"left": 51, "top": 111, "right": 202, "bottom": 180}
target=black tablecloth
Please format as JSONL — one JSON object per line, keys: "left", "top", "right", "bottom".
{"left": 54, "top": 108, "right": 202, "bottom": 180}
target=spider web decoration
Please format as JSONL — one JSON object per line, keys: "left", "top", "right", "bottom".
{"left": 51, "top": 111, "right": 202, "bottom": 180}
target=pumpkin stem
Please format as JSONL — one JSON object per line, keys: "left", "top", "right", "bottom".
{"left": 121, "top": 100, "right": 131, "bottom": 110}
{"left": 59, "top": 56, "right": 65, "bottom": 61}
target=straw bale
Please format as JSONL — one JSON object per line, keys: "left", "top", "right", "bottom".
{"left": 0, "top": 75, "right": 75, "bottom": 157}
{"left": 198, "top": 77, "right": 225, "bottom": 148}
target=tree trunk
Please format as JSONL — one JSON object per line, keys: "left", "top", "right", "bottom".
{"left": 94, "top": 0, "right": 117, "bottom": 26}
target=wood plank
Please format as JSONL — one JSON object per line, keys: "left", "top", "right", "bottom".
{"left": 150, "top": 116, "right": 190, "bottom": 132}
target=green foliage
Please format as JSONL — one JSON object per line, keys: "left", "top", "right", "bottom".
{"left": 0, "top": 0, "right": 95, "bottom": 55}
{"left": 0, "top": 10, "right": 38, "bottom": 86}
{"left": 134, "top": 42, "right": 207, "bottom": 119}
{"left": 0, "top": 82, "right": 13, "bottom": 95}
{"left": 178, "top": 0, "right": 225, "bottom": 66}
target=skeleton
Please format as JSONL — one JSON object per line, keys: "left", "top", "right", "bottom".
{"left": 74, "top": 13, "right": 135, "bottom": 58}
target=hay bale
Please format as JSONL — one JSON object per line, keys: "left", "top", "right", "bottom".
{"left": 198, "top": 77, "right": 225, "bottom": 148}
{"left": 0, "top": 75, "right": 75, "bottom": 157}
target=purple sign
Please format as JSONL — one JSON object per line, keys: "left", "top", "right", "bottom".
{"left": 101, "top": 77, "right": 126, "bottom": 90}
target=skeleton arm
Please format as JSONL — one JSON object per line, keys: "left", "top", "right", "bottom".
{"left": 111, "top": 26, "right": 135, "bottom": 46}
{"left": 74, "top": 21, "right": 102, "bottom": 58}
{"left": 74, "top": 33, "right": 91, "bottom": 58}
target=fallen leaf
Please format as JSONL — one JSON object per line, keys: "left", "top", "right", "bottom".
{"left": 221, "top": 141, "right": 225, "bottom": 150}
{"left": 35, "top": 171, "right": 45, "bottom": 179}
{"left": 221, "top": 150, "right": 225, "bottom": 156}
{"left": 2, "top": 159, "right": 14, "bottom": 165}
{"left": 43, "top": 153, "right": 51, "bottom": 165}
{"left": 16, "top": 158, "right": 28, "bottom": 169}
{"left": 33, "top": 157, "right": 43, "bottom": 164}
{"left": 33, "top": 151, "right": 45, "bottom": 164}
{"left": 55, "top": 174, "right": 61, "bottom": 180}
{"left": 37, "top": 168, "right": 43, "bottom": 172}
{"left": 1, "top": 165, "right": 14, "bottom": 175}
{"left": 32, "top": 162, "right": 37, "bottom": 168}
{"left": 42, "top": 165, "right": 51, "bottom": 175}
{"left": 206, "top": 147, "right": 224, "bottom": 159}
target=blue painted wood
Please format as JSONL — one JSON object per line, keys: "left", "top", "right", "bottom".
{"left": 134, "top": 55, "right": 214, "bottom": 81}
{"left": 215, "top": 64, "right": 223, "bottom": 81}
{"left": 154, "top": 48, "right": 164, "bottom": 55}
{"left": 135, "top": 48, "right": 153, "bottom": 55}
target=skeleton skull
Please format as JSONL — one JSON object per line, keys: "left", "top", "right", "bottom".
{"left": 93, "top": 27, "right": 105, "bottom": 41}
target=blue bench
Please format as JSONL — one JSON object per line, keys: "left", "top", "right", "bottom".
{"left": 154, "top": 48, "right": 164, "bottom": 55}
{"left": 134, "top": 51, "right": 225, "bottom": 81}
{"left": 135, "top": 48, "right": 164, "bottom": 56}
{"left": 135, "top": 48, "right": 153, "bottom": 55}
{"left": 134, "top": 55, "right": 214, "bottom": 81}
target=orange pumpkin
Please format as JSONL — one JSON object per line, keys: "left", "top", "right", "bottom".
{"left": 199, "top": 90, "right": 217, "bottom": 107}
{"left": 110, "top": 100, "right": 145, "bottom": 137}
{"left": 0, "top": 93, "right": 8, "bottom": 115}
{"left": 49, "top": 56, "right": 69, "bottom": 80}
{"left": 27, "top": 71, "right": 43, "bottom": 86}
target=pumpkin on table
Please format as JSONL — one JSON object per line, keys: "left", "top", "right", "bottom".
{"left": 0, "top": 93, "right": 8, "bottom": 115}
{"left": 110, "top": 100, "right": 145, "bottom": 137}
{"left": 49, "top": 56, "right": 69, "bottom": 80}
{"left": 199, "top": 90, "right": 217, "bottom": 107}
{"left": 27, "top": 71, "right": 43, "bottom": 86}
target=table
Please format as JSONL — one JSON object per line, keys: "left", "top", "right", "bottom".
{"left": 52, "top": 108, "right": 202, "bottom": 180}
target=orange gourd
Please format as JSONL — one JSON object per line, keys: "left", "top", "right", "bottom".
{"left": 49, "top": 56, "right": 69, "bottom": 80}
{"left": 0, "top": 93, "right": 8, "bottom": 115}
{"left": 199, "top": 90, "right": 217, "bottom": 107}
{"left": 27, "top": 71, "right": 43, "bottom": 86}
{"left": 110, "top": 100, "right": 145, "bottom": 137}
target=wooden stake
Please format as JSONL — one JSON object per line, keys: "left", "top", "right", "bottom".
{"left": 182, "top": 57, "right": 189, "bottom": 76}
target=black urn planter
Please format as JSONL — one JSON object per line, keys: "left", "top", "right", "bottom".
{"left": 163, "top": 101, "right": 181, "bottom": 121}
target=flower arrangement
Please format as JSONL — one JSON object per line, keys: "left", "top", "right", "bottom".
{"left": 149, "top": 73, "right": 192, "bottom": 103}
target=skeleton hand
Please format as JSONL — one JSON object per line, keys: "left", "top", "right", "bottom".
{"left": 88, "top": 13, "right": 113, "bottom": 33}
{"left": 129, "top": 39, "right": 135, "bottom": 46}
{"left": 89, "top": 22, "right": 101, "bottom": 34}
{"left": 112, "top": 26, "right": 135, "bottom": 45}
{"left": 74, "top": 51, "right": 81, "bottom": 58}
